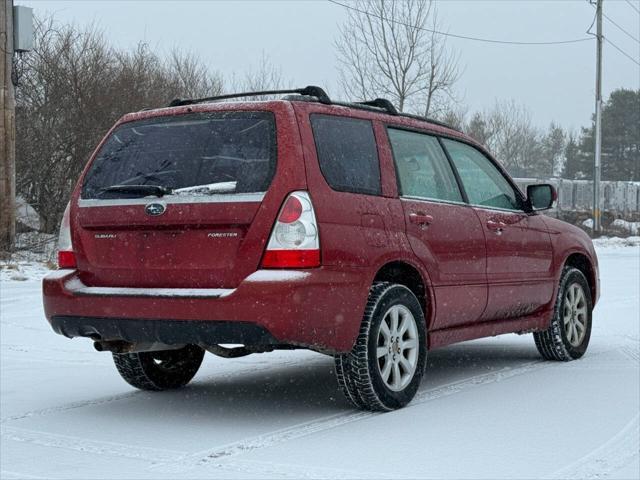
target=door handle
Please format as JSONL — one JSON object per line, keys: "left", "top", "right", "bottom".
{"left": 486, "top": 220, "right": 506, "bottom": 234}
{"left": 409, "top": 213, "right": 434, "bottom": 227}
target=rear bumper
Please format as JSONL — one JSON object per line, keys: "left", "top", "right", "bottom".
{"left": 51, "top": 316, "right": 278, "bottom": 346}
{"left": 42, "top": 268, "right": 369, "bottom": 353}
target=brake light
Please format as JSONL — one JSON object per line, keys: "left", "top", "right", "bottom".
{"left": 278, "top": 196, "right": 303, "bottom": 223}
{"left": 261, "top": 191, "right": 320, "bottom": 268}
{"left": 57, "top": 202, "right": 76, "bottom": 269}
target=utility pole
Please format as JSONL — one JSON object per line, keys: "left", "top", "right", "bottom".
{"left": 593, "top": 0, "right": 603, "bottom": 234}
{"left": 0, "top": 0, "right": 15, "bottom": 253}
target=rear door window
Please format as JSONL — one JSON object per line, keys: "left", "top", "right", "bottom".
{"left": 387, "top": 128, "right": 463, "bottom": 203}
{"left": 310, "top": 114, "right": 381, "bottom": 196}
{"left": 82, "top": 111, "right": 276, "bottom": 199}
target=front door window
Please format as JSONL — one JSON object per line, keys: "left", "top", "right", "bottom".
{"left": 441, "top": 139, "right": 522, "bottom": 211}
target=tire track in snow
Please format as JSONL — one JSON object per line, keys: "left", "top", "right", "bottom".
{"left": 169, "top": 343, "right": 638, "bottom": 476}
{"left": 203, "top": 458, "right": 408, "bottom": 480}
{"left": 1, "top": 343, "right": 105, "bottom": 366}
{"left": 1, "top": 358, "right": 550, "bottom": 477}
{"left": 0, "top": 470, "right": 50, "bottom": 480}
{"left": 544, "top": 413, "right": 640, "bottom": 479}
{"left": 0, "top": 391, "right": 140, "bottom": 425}
{"left": 1, "top": 426, "right": 186, "bottom": 464}
{"left": 620, "top": 345, "right": 639, "bottom": 362}
{"left": 161, "top": 359, "right": 553, "bottom": 473}
{"left": 0, "top": 427, "right": 392, "bottom": 480}
{"left": 4, "top": 342, "right": 635, "bottom": 477}
{"left": 168, "top": 340, "right": 637, "bottom": 472}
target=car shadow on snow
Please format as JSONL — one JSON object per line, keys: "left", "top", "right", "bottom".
{"left": 80, "top": 339, "right": 541, "bottom": 426}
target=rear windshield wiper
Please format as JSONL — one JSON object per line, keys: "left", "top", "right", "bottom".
{"left": 100, "top": 184, "right": 172, "bottom": 197}
{"left": 173, "top": 181, "right": 237, "bottom": 195}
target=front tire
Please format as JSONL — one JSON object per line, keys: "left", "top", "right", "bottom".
{"left": 335, "top": 282, "right": 427, "bottom": 411}
{"left": 112, "top": 345, "right": 204, "bottom": 391}
{"left": 534, "top": 267, "right": 593, "bottom": 361}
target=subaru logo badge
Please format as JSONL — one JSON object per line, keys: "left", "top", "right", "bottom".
{"left": 145, "top": 202, "right": 166, "bottom": 216}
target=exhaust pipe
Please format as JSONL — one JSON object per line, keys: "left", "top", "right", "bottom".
{"left": 94, "top": 340, "right": 131, "bottom": 353}
{"left": 94, "top": 341, "right": 185, "bottom": 354}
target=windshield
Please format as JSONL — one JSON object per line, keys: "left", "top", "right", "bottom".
{"left": 82, "top": 111, "right": 276, "bottom": 199}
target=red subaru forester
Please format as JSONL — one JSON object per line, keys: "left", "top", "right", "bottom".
{"left": 43, "top": 86, "right": 599, "bottom": 411}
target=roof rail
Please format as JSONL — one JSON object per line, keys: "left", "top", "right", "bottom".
{"left": 356, "top": 98, "right": 398, "bottom": 115}
{"left": 398, "top": 112, "right": 462, "bottom": 132}
{"left": 334, "top": 100, "right": 460, "bottom": 132}
{"left": 168, "top": 85, "right": 331, "bottom": 107}
{"left": 165, "top": 85, "right": 460, "bottom": 132}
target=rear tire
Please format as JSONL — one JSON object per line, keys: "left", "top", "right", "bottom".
{"left": 335, "top": 282, "right": 427, "bottom": 411}
{"left": 534, "top": 267, "right": 593, "bottom": 361}
{"left": 112, "top": 345, "right": 204, "bottom": 391}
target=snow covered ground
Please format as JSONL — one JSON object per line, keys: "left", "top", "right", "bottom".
{"left": 1, "top": 241, "right": 638, "bottom": 479}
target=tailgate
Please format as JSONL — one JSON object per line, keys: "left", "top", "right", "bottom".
{"left": 71, "top": 106, "right": 305, "bottom": 288}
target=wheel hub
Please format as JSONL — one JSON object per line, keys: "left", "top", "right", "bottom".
{"left": 376, "top": 305, "right": 419, "bottom": 392}
{"left": 563, "top": 282, "right": 588, "bottom": 348}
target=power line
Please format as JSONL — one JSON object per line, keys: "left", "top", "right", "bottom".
{"left": 587, "top": 0, "right": 640, "bottom": 44}
{"left": 602, "top": 12, "right": 640, "bottom": 44}
{"left": 624, "top": 0, "right": 640, "bottom": 15}
{"left": 586, "top": 2, "right": 598, "bottom": 37}
{"left": 605, "top": 38, "right": 640, "bottom": 66}
{"left": 327, "top": 0, "right": 593, "bottom": 46}
{"left": 585, "top": 0, "right": 640, "bottom": 65}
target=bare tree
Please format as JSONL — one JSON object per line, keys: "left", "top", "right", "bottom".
{"left": 335, "top": 0, "right": 460, "bottom": 115}
{"left": 459, "top": 100, "right": 546, "bottom": 177}
{"left": 16, "top": 18, "right": 117, "bottom": 232}
{"left": 229, "top": 53, "right": 291, "bottom": 100}
{"left": 420, "top": 11, "right": 461, "bottom": 117}
{"left": 15, "top": 17, "right": 225, "bottom": 233}
{"left": 166, "top": 48, "right": 223, "bottom": 99}
{"left": 241, "top": 53, "right": 286, "bottom": 91}
{"left": 485, "top": 100, "right": 541, "bottom": 176}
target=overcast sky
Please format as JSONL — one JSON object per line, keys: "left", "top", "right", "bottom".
{"left": 16, "top": 0, "right": 640, "bottom": 130}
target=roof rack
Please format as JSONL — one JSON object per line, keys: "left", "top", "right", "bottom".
{"left": 356, "top": 98, "right": 398, "bottom": 115}
{"left": 168, "top": 86, "right": 331, "bottom": 107}
{"left": 166, "top": 85, "right": 460, "bottom": 132}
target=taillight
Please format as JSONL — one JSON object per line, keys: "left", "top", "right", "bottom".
{"left": 57, "top": 202, "right": 76, "bottom": 269}
{"left": 261, "top": 191, "right": 320, "bottom": 268}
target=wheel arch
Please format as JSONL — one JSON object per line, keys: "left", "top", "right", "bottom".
{"left": 564, "top": 252, "right": 597, "bottom": 303}
{"left": 372, "top": 260, "right": 434, "bottom": 329}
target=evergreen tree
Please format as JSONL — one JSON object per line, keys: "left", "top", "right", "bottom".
{"left": 572, "top": 89, "right": 639, "bottom": 181}
{"left": 541, "top": 122, "right": 566, "bottom": 177}
{"left": 465, "top": 112, "right": 492, "bottom": 146}
{"left": 563, "top": 132, "right": 588, "bottom": 179}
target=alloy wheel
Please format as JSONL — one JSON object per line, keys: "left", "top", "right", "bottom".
{"left": 376, "top": 304, "right": 419, "bottom": 391}
{"left": 563, "top": 282, "right": 588, "bottom": 347}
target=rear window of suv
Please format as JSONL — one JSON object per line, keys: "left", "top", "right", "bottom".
{"left": 310, "top": 114, "right": 381, "bottom": 196}
{"left": 82, "top": 111, "right": 276, "bottom": 199}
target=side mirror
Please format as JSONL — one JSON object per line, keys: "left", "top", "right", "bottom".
{"left": 527, "top": 184, "right": 556, "bottom": 211}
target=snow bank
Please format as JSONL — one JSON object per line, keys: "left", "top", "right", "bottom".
{"left": 0, "top": 261, "right": 53, "bottom": 282}
{"left": 610, "top": 219, "right": 640, "bottom": 236}
{"left": 592, "top": 236, "right": 640, "bottom": 248}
